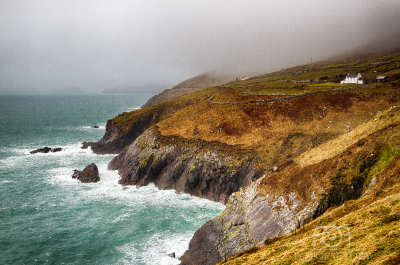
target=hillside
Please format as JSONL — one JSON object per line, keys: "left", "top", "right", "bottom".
{"left": 218, "top": 136, "right": 400, "bottom": 264}
{"left": 141, "top": 72, "right": 233, "bottom": 108}
{"left": 84, "top": 49, "right": 400, "bottom": 264}
{"left": 181, "top": 105, "right": 400, "bottom": 264}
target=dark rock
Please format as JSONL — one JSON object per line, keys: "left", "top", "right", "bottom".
{"left": 30, "top": 147, "right": 52, "bottom": 154}
{"left": 72, "top": 163, "right": 100, "bottom": 183}
{"left": 81, "top": 142, "right": 91, "bottom": 149}
{"left": 72, "top": 169, "right": 80, "bottom": 179}
{"left": 30, "top": 147, "right": 63, "bottom": 154}
{"left": 108, "top": 127, "right": 263, "bottom": 204}
{"left": 92, "top": 126, "right": 99, "bottom": 128}
{"left": 51, "top": 148, "right": 63, "bottom": 153}
{"left": 166, "top": 252, "right": 175, "bottom": 258}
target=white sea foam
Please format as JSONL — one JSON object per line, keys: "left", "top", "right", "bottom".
{"left": 0, "top": 146, "right": 32, "bottom": 156}
{"left": 110, "top": 212, "right": 132, "bottom": 223}
{"left": 42, "top": 124, "right": 106, "bottom": 132}
{"left": 118, "top": 231, "right": 192, "bottom": 265}
{"left": 1, "top": 142, "right": 95, "bottom": 158}
{"left": 0, "top": 180, "right": 14, "bottom": 184}
{"left": 73, "top": 125, "right": 106, "bottom": 131}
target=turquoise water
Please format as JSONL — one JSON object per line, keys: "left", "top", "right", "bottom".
{"left": 0, "top": 94, "right": 224, "bottom": 265}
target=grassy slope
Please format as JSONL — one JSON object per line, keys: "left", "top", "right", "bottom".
{"left": 216, "top": 95, "right": 400, "bottom": 265}
{"left": 218, "top": 105, "right": 400, "bottom": 264}
{"left": 141, "top": 72, "right": 234, "bottom": 108}
{"left": 151, "top": 50, "right": 400, "bottom": 175}
{"left": 105, "top": 50, "right": 400, "bottom": 264}
{"left": 111, "top": 49, "right": 400, "bottom": 143}
{"left": 108, "top": 49, "right": 400, "bottom": 170}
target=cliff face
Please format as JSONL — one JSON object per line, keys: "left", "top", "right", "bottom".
{"left": 180, "top": 107, "right": 400, "bottom": 265}
{"left": 108, "top": 126, "right": 264, "bottom": 204}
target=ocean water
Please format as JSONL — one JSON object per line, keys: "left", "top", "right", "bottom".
{"left": 0, "top": 94, "right": 224, "bottom": 265}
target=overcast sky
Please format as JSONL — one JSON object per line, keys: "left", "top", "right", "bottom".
{"left": 1, "top": 0, "right": 400, "bottom": 93}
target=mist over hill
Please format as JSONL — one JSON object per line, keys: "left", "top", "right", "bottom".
{"left": 1, "top": 1, "right": 400, "bottom": 94}
{"left": 101, "top": 85, "right": 167, "bottom": 94}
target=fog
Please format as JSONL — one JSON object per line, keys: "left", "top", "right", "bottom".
{"left": 1, "top": 0, "right": 400, "bottom": 94}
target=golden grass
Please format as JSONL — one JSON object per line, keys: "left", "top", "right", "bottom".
{"left": 219, "top": 181, "right": 400, "bottom": 265}
{"left": 156, "top": 88, "right": 400, "bottom": 151}
{"left": 297, "top": 106, "right": 400, "bottom": 167}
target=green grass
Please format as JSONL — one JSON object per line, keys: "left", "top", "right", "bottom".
{"left": 365, "top": 139, "right": 400, "bottom": 192}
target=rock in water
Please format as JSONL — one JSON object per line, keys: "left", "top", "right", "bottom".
{"left": 166, "top": 252, "right": 175, "bottom": 258}
{"left": 72, "top": 163, "right": 100, "bottom": 183}
{"left": 30, "top": 147, "right": 63, "bottom": 154}
{"left": 71, "top": 170, "right": 80, "bottom": 179}
{"left": 30, "top": 147, "right": 52, "bottom": 154}
{"left": 51, "top": 148, "right": 63, "bottom": 153}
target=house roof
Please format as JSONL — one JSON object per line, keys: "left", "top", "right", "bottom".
{"left": 347, "top": 73, "right": 359, "bottom": 78}
{"left": 376, "top": 76, "right": 386, "bottom": 79}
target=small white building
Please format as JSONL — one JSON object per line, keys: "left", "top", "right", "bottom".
{"left": 241, "top": 76, "right": 249, "bottom": 81}
{"left": 340, "top": 73, "right": 365, "bottom": 84}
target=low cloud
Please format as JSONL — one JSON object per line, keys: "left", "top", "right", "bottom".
{"left": 1, "top": 0, "right": 399, "bottom": 93}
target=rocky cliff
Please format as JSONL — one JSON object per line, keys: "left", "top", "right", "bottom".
{"left": 108, "top": 126, "right": 264, "bottom": 204}
{"left": 84, "top": 50, "right": 400, "bottom": 265}
{"left": 180, "top": 106, "right": 400, "bottom": 264}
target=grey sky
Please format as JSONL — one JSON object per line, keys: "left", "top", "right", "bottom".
{"left": 1, "top": 0, "right": 400, "bottom": 93}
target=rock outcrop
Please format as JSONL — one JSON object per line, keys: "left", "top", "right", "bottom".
{"left": 30, "top": 147, "right": 63, "bottom": 154}
{"left": 108, "top": 126, "right": 264, "bottom": 204}
{"left": 72, "top": 163, "right": 100, "bottom": 183}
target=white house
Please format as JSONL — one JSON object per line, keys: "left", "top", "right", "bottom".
{"left": 340, "top": 73, "right": 365, "bottom": 84}
{"left": 241, "top": 76, "right": 249, "bottom": 81}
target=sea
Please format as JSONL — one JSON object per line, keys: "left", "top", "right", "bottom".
{"left": 0, "top": 94, "right": 225, "bottom": 265}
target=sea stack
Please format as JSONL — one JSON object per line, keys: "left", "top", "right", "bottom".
{"left": 72, "top": 163, "right": 100, "bottom": 183}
